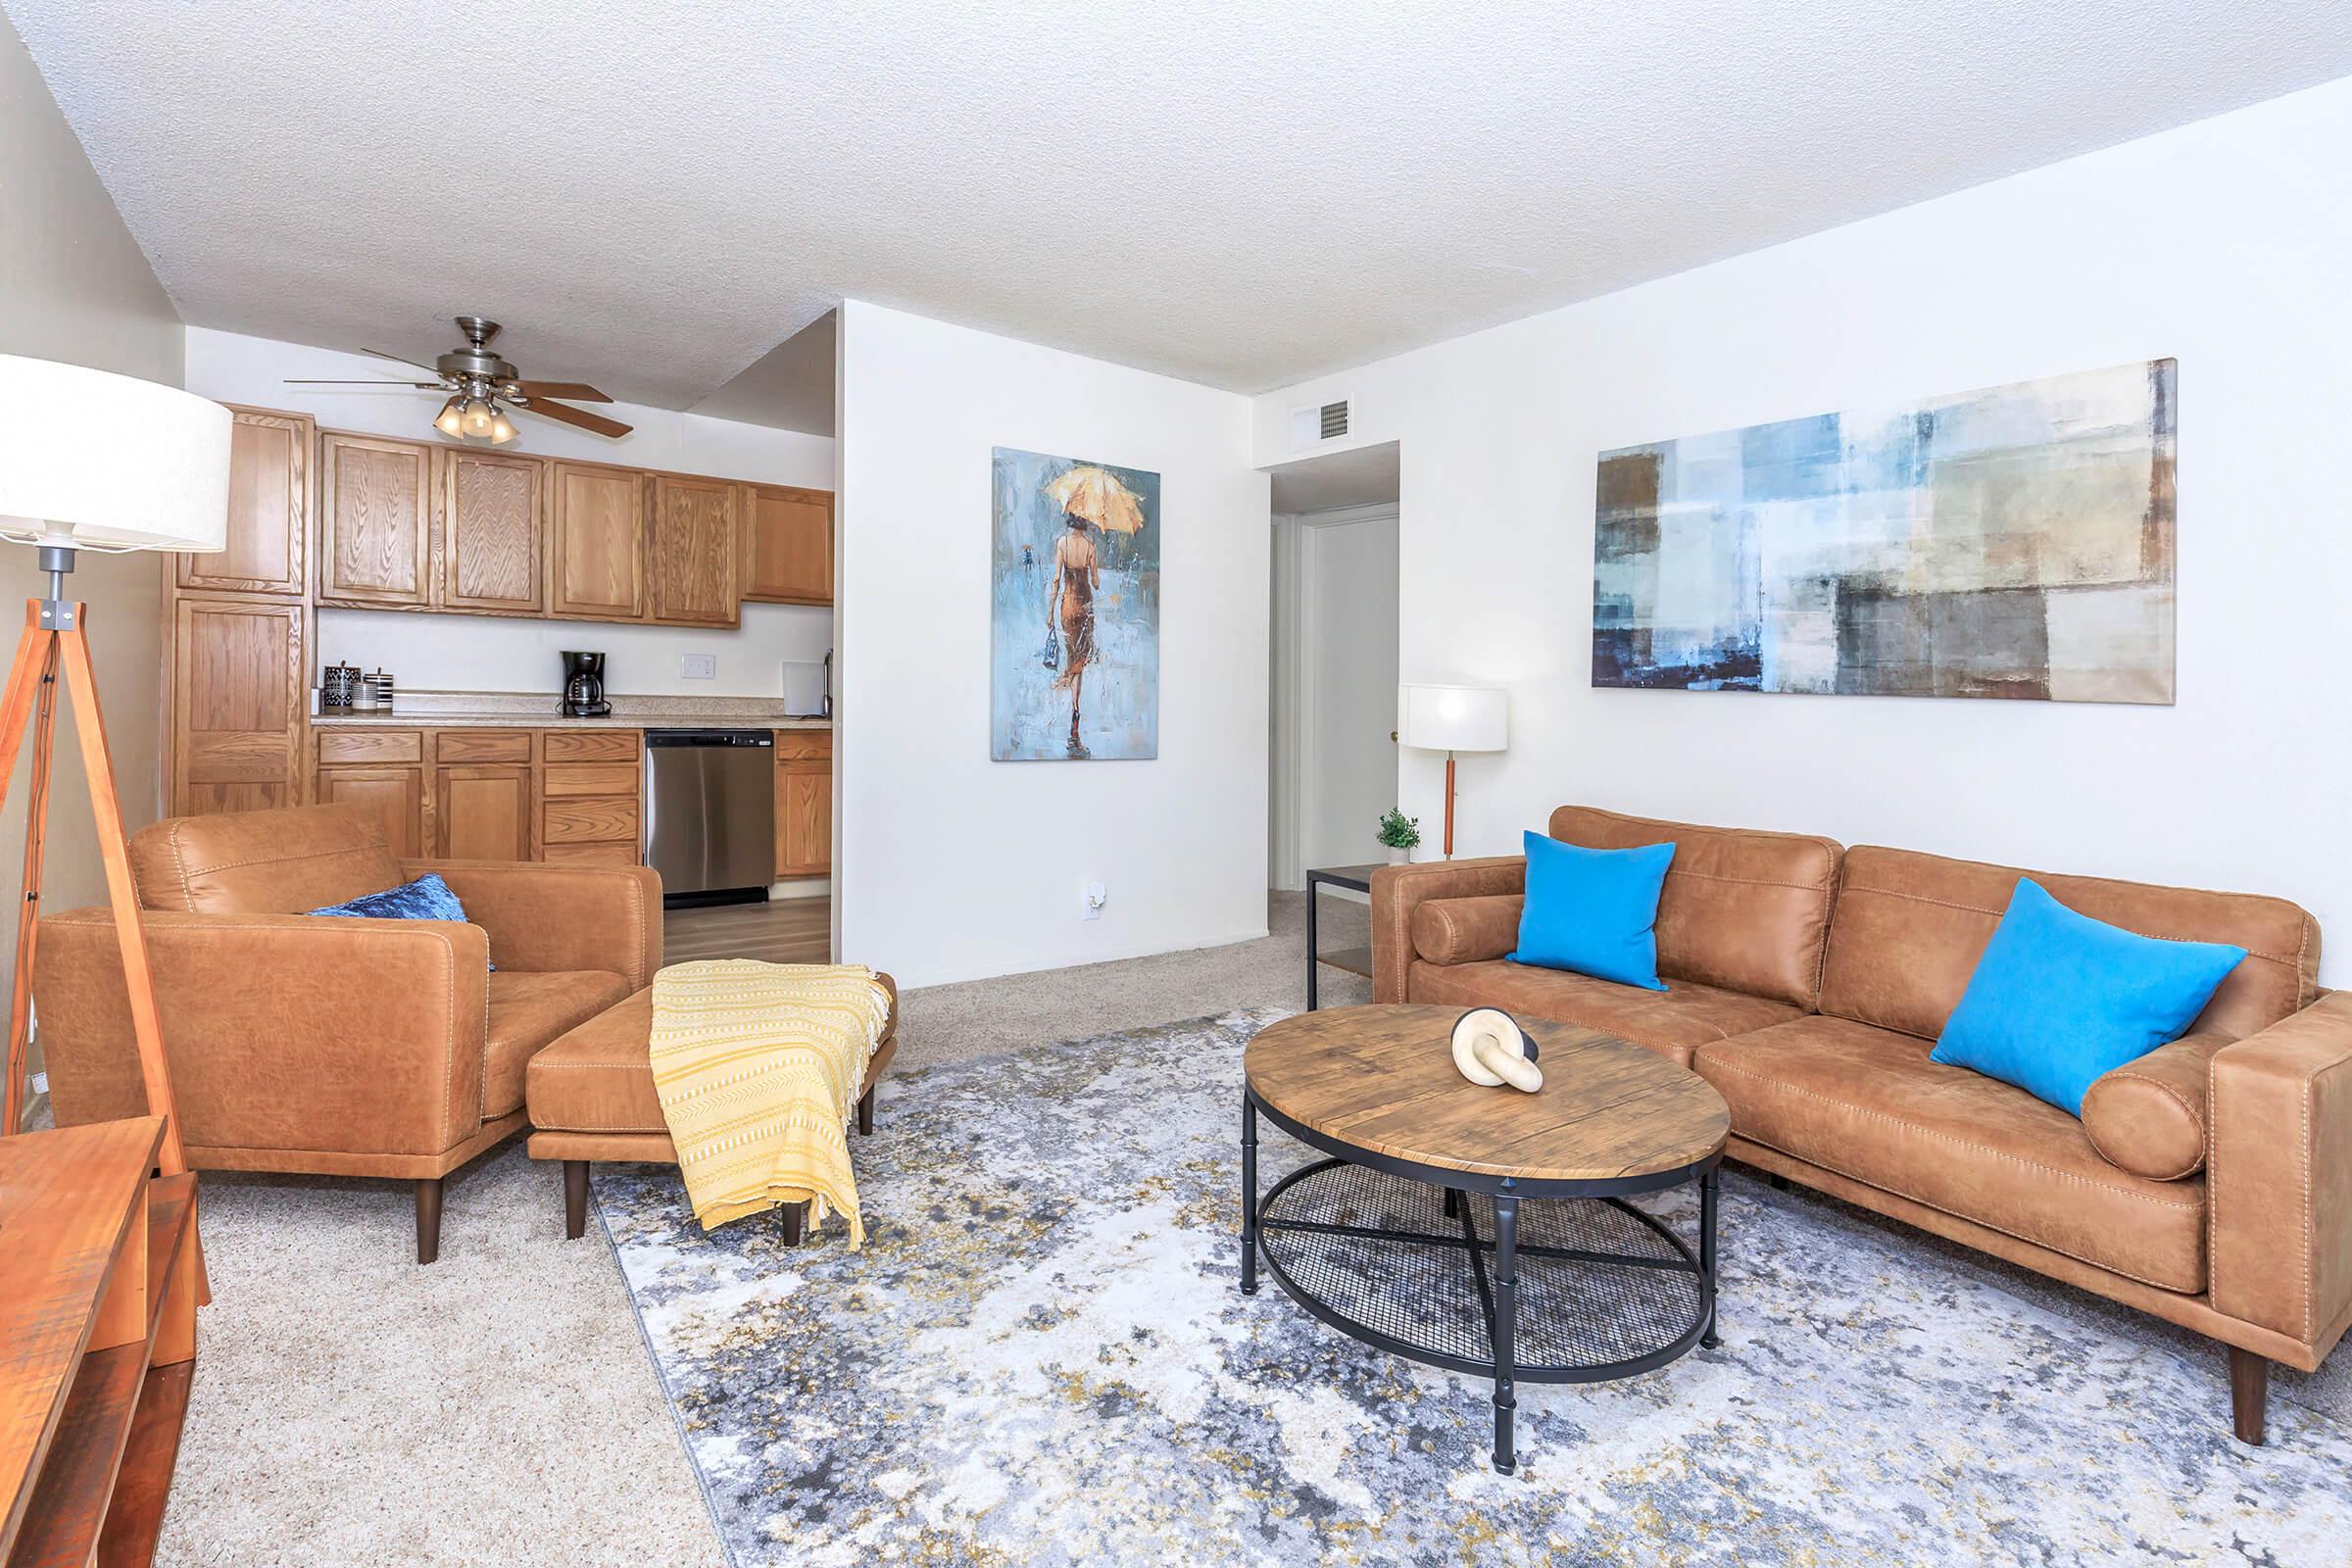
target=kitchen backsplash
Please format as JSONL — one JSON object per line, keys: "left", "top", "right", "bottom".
{"left": 317, "top": 602, "right": 833, "bottom": 700}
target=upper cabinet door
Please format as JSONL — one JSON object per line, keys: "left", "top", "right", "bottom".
{"left": 318, "top": 432, "right": 433, "bottom": 607}
{"left": 178, "top": 407, "right": 312, "bottom": 596}
{"left": 549, "top": 462, "right": 646, "bottom": 620}
{"left": 740, "top": 483, "right": 833, "bottom": 605}
{"left": 439, "top": 448, "right": 545, "bottom": 613}
{"left": 648, "top": 475, "right": 740, "bottom": 627}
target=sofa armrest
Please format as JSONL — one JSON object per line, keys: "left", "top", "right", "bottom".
{"left": 1369, "top": 857, "right": 1525, "bottom": 1004}
{"left": 34, "top": 907, "right": 490, "bottom": 1160}
{"left": 404, "top": 858, "right": 662, "bottom": 989}
{"left": 2209, "top": 993, "right": 2352, "bottom": 1358}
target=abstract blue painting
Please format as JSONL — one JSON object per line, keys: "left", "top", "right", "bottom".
{"left": 991, "top": 447, "right": 1161, "bottom": 760}
{"left": 1592, "top": 360, "right": 2176, "bottom": 704}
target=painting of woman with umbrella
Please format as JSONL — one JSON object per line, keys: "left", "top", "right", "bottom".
{"left": 991, "top": 448, "right": 1160, "bottom": 760}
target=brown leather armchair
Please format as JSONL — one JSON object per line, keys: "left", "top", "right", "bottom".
{"left": 34, "top": 803, "right": 662, "bottom": 1262}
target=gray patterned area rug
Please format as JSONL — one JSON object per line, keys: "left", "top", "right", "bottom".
{"left": 592, "top": 1009, "right": 2352, "bottom": 1567}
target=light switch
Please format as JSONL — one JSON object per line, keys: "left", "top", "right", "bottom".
{"left": 681, "top": 654, "right": 717, "bottom": 679}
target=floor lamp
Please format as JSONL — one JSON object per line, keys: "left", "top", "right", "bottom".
{"left": 0, "top": 355, "right": 233, "bottom": 1169}
{"left": 1398, "top": 683, "right": 1508, "bottom": 858}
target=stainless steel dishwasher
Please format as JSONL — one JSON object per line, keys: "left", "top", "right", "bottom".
{"left": 642, "top": 729, "right": 775, "bottom": 905}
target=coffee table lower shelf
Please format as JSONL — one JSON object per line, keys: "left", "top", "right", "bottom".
{"left": 1240, "top": 1095, "right": 1720, "bottom": 1473}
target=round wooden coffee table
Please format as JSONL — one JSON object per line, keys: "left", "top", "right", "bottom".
{"left": 1241, "top": 1004, "right": 1731, "bottom": 1473}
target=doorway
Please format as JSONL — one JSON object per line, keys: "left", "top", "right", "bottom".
{"left": 1267, "top": 442, "right": 1401, "bottom": 889}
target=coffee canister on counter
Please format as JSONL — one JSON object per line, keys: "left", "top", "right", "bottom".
{"left": 321, "top": 662, "right": 361, "bottom": 710}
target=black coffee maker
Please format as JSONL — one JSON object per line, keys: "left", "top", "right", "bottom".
{"left": 561, "top": 651, "right": 611, "bottom": 717}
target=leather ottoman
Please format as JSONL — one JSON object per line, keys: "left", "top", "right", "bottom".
{"left": 525, "top": 973, "right": 900, "bottom": 1246}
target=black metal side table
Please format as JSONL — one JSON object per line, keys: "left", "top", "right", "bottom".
{"left": 1239, "top": 1004, "right": 1731, "bottom": 1474}
{"left": 1303, "top": 861, "right": 1384, "bottom": 1009}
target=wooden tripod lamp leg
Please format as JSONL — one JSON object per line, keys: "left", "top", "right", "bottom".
{"left": 4, "top": 637, "right": 61, "bottom": 1132}
{"left": 0, "top": 606, "right": 57, "bottom": 1134}
{"left": 56, "top": 606, "right": 189, "bottom": 1177}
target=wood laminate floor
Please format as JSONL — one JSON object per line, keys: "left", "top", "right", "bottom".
{"left": 662, "top": 897, "right": 832, "bottom": 965}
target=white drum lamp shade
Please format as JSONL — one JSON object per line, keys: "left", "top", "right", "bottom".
{"left": 1398, "top": 684, "right": 1508, "bottom": 754}
{"left": 0, "top": 354, "right": 233, "bottom": 552}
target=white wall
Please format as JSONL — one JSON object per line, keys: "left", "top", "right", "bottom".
{"left": 183, "top": 327, "right": 837, "bottom": 699}
{"left": 837, "top": 301, "right": 1268, "bottom": 988}
{"left": 1, "top": 9, "right": 181, "bottom": 908}
{"left": 1254, "top": 75, "right": 2352, "bottom": 984}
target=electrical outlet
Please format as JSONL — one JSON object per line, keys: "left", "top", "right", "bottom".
{"left": 1083, "top": 880, "right": 1107, "bottom": 920}
{"left": 680, "top": 653, "right": 716, "bottom": 680}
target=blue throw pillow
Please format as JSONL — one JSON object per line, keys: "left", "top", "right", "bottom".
{"left": 1506, "top": 830, "right": 1675, "bottom": 991}
{"left": 307, "top": 873, "right": 493, "bottom": 970}
{"left": 1929, "top": 878, "right": 2243, "bottom": 1116}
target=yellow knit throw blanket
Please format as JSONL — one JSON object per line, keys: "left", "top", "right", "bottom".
{"left": 649, "top": 959, "right": 892, "bottom": 1245}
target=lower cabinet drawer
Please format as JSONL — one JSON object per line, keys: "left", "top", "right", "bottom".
{"left": 435, "top": 729, "right": 533, "bottom": 762}
{"left": 542, "top": 796, "right": 639, "bottom": 845}
{"left": 541, "top": 841, "right": 639, "bottom": 866}
{"left": 317, "top": 729, "right": 422, "bottom": 764}
{"left": 543, "top": 761, "right": 639, "bottom": 797}
{"left": 544, "top": 729, "right": 641, "bottom": 761}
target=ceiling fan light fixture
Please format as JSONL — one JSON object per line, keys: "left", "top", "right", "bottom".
{"left": 487, "top": 408, "right": 517, "bottom": 445}
{"left": 460, "top": 397, "right": 495, "bottom": 438}
{"left": 433, "top": 396, "right": 466, "bottom": 438}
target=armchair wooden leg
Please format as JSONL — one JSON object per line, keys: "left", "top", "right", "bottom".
{"left": 415, "top": 1177, "right": 444, "bottom": 1265}
{"left": 564, "top": 1160, "right": 588, "bottom": 1240}
{"left": 779, "top": 1202, "right": 804, "bottom": 1247}
{"left": 857, "top": 1086, "right": 874, "bottom": 1137}
{"left": 2229, "top": 1346, "right": 2269, "bottom": 1446}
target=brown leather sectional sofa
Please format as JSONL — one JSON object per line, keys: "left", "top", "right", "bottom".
{"left": 1373, "top": 805, "right": 2349, "bottom": 1445}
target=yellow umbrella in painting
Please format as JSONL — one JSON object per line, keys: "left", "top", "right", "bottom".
{"left": 1047, "top": 466, "right": 1147, "bottom": 533}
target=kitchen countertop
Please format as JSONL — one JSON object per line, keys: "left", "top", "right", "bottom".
{"left": 311, "top": 689, "right": 829, "bottom": 730}
{"left": 314, "top": 710, "right": 831, "bottom": 729}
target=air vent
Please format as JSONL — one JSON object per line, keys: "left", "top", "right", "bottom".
{"left": 1289, "top": 395, "right": 1353, "bottom": 450}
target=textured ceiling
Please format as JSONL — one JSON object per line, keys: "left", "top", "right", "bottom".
{"left": 10, "top": 1, "right": 2352, "bottom": 414}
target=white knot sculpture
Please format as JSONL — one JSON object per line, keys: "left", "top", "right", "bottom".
{"left": 1449, "top": 1007, "right": 1543, "bottom": 1093}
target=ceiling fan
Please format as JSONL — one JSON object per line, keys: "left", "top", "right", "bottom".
{"left": 285, "top": 316, "right": 632, "bottom": 444}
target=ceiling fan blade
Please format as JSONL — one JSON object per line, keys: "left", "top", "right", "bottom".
{"left": 284, "top": 378, "right": 444, "bottom": 388}
{"left": 364, "top": 347, "right": 444, "bottom": 374}
{"left": 508, "top": 379, "right": 612, "bottom": 404}
{"left": 520, "top": 399, "right": 633, "bottom": 439}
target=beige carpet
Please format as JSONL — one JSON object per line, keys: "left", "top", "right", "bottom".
{"left": 152, "top": 889, "right": 1362, "bottom": 1568}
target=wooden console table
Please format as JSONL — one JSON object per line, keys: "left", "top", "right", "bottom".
{"left": 1, "top": 1116, "right": 203, "bottom": 1568}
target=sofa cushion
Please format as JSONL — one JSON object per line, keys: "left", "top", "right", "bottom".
{"left": 1819, "top": 845, "right": 2318, "bottom": 1044}
{"left": 2080, "top": 1033, "right": 2228, "bottom": 1180}
{"left": 128, "top": 803, "right": 406, "bottom": 915}
{"left": 1694, "top": 1016, "right": 2206, "bottom": 1292}
{"left": 1509, "top": 830, "right": 1674, "bottom": 990}
{"left": 1406, "top": 958, "right": 1802, "bottom": 1069}
{"left": 484, "top": 970, "right": 632, "bottom": 1117}
{"left": 1546, "top": 806, "right": 1840, "bottom": 1009}
{"left": 1411, "top": 895, "right": 1523, "bottom": 966}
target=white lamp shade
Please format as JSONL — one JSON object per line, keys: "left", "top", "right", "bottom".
{"left": 0, "top": 354, "right": 233, "bottom": 552}
{"left": 1398, "top": 684, "right": 1507, "bottom": 753}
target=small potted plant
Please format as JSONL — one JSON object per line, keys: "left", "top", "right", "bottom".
{"left": 1376, "top": 808, "right": 1422, "bottom": 865}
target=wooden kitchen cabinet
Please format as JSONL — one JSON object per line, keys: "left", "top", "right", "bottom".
{"left": 739, "top": 483, "right": 833, "bottom": 605}
{"left": 774, "top": 730, "right": 832, "bottom": 879}
{"left": 432, "top": 762, "right": 534, "bottom": 861}
{"left": 438, "top": 448, "right": 545, "bottom": 613}
{"left": 314, "top": 765, "right": 425, "bottom": 858}
{"left": 170, "top": 597, "right": 307, "bottom": 815}
{"left": 536, "top": 729, "right": 642, "bottom": 864}
{"left": 647, "top": 475, "right": 739, "bottom": 626}
{"left": 178, "top": 407, "right": 311, "bottom": 596}
{"left": 318, "top": 431, "right": 434, "bottom": 607}
{"left": 549, "top": 462, "right": 646, "bottom": 620}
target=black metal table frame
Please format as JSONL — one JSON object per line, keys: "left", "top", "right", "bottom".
{"left": 1303, "top": 863, "right": 1375, "bottom": 1010}
{"left": 1239, "top": 1087, "right": 1721, "bottom": 1474}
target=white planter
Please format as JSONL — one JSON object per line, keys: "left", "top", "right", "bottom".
{"left": 1388, "top": 846, "right": 1412, "bottom": 865}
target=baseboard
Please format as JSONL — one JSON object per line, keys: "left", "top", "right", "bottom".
{"left": 893, "top": 926, "right": 1273, "bottom": 992}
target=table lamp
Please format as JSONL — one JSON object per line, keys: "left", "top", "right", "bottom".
{"left": 0, "top": 353, "right": 232, "bottom": 1167}
{"left": 1397, "top": 683, "right": 1508, "bottom": 859}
